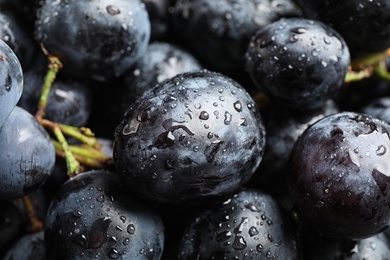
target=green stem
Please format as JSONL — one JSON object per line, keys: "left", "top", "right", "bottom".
{"left": 41, "top": 119, "right": 82, "bottom": 177}
{"left": 57, "top": 124, "right": 99, "bottom": 148}
{"left": 52, "top": 141, "right": 113, "bottom": 169}
{"left": 374, "top": 60, "right": 390, "bottom": 82}
{"left": 344, "top": 68, "right": 372, "bottom": 83}
{"left": 35, "top": 56, "right": 63, "bottom": 121}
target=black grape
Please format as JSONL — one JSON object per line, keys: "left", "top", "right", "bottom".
{"left": 113, "top": 70, "right": 266, "bottom": 204}
{"left": 292, "top": 0, "right": 390, "bottom": 56}
{"left": 44, "top": 170, "right": 165, "bottom": 260}
{"left": 246, "top": 17, "right": 350, "bottom": 110}
{"left": 289, "top": 111, "right": 390, "bottom": 239}
{"left": 0, "top": 106, "right": 55, "bottom": 200}
{"left": 0, "top": 38, "right": 23, "bottom": 129}
{"left": 172, "top": 0, "right": 302, "bottom": 73}
{"left": 178, "top": 188, "right": 299, "bottom": 259}
{"left": 35, "top": 0, "right": 151, "bottom": 81}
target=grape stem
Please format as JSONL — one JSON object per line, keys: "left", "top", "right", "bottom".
{"left": 40, "top": 119, "right": 83, "bottom": 177}
{"left": 344, "top": 47, "right": 390, "bottom": 83}
{"left": 35, "top": 53, "right": 63, "bottom": 122}
{"left": 22, "top": 196, "right": 43, "bottom": 233}
{"left": 34, "top": 47, "right": 113, "bottom": 177}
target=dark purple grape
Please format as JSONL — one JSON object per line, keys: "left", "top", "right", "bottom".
{"left": 292, "top": 0, "right": 390, "bottom": 56}
{"left": 35, "top": 0, "right": 151, "bottom": 81}
{"left": 0, "top": 38, "right": 23, "bottom": 129}
{"left": 289, "top": 111, "right": 390, "bottom": 239}
{"left": 113, "top": 70, "right": 266, "bottom": 204}
{"left": 3, "top": 231, "right": 46, "bottom": 260}
{"left": 0, "top": 106, "right": 55, "bottom": 200}
{"left": 172, "top": 0, "right": 302, "bottom": 73}
{"left": 18, "top": 66, "right": 92, "bottom": 127}
{"left": 44, "top": 170, "right": 165, "bottom": 260}
{"left": 178, "top": 188, "right": 299, "bottom": 259}
{"left": 246, "top": 17, "right": 350, "bottom": 110}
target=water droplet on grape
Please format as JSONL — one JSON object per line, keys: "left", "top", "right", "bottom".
{"left": 106, "top": 5, "right": 120, "bottom": 15}
{"left": 108, "top": 248, "right": 120, "bottom": 259}
{"left": 233, "top": 101, "right": 242, "bottom": 112}
{"left": 127, "top": 224, "right": 135, "bottom": 234}
{"left": 199, "top": 111, "right": 209, "bottom": 120}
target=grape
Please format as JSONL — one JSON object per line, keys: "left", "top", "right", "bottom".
{"left": 35, "top": 0, "right": 151, "bottom": 81}
{"left": 18, "top": 65, "right": 92, "bottom": 127}
{"left": 289, "top": 111, "right": 390, "bottom": 239}
{"left": 0, "top": 106, "right": 55, "bottom": 200}
{"left": 246, "top": 17, "right": 350, "bottom": 109}
{"left": 113, "top": 70, "right": 266, "bottom": 204}
{"left": 0, "top": 38, "right": 23, "bottom": 129}
{"left": 3, "top": 231, "right": 46, "bottom": 260}
{"left": 171, "top": 0, "right": 302, "bottom": 73}
{"left": 293, "top": 0, "right": 390, "bottom": 56}
{"left": 178, "top": 188, "right": 299, "bottom": 259}
{"left": 44, "top": 170, "right": 165, "bottom": 260}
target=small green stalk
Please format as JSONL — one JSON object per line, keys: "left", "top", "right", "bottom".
{"left": 41, "top": 119, "right": 82, "bottom": 177}
{"left": 35, "top": 55, "right": 63, "bottom": 121}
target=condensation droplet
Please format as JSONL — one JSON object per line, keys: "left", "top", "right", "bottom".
{"left": 127, "top": 224, "right": 135, "bottom": 234}
{"left": 106, "top": 5, "right": 120, "bottom": 15}
{"left": 199, "top": 111, "right": 209, "bottom": 120}
{"left": 233, "top": 101, "right": 242, "bottom": 112}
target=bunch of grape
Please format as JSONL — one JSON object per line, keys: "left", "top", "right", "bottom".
{"left": 1, "top": 0, "right": 390, "bottom": 259}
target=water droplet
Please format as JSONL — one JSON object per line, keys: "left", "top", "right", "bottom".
{"left": 193, "top": 146, "right": 199, "bottom": 152}
{"left": 194, "top": 103, "right": 201, "bottom": 109}
{"left": 120, "top": 216, "right": 126, "bottom": 223}
{"left": 233, "top": 101, "right": 242, "bottom": 112}
{"left": 217, "top": 231, "right": 232, "bottom": 242}
{"left": 73, "top": 210, "right": 83, "bottom": 218}
{"left": 163, "top": 94, "right": 176, "bottom": 102}
{"left": 219, "top": 96, "right": 225, "bottom": 101}
{"left": 96, "top": 195, "right": 105, "bottom": 202}
{"left": 224, "top": 112, "right": 232, "bottom": 125}
{"left": 232, "top": 236, "right": 247, "bottom": 250}
{"left": 115, "top": 225, "right": 122, "bottom": 232}
{"left": 106, "top": 5, "right": 120, "bottom": 15}
{"left": 127, "top": 224, "right": 135, "bottom": 234}
{"left": 139, "top": 248, "right": 145, "bottom": 254}
{"left": 311, "top": 48, "right": 320, "bottom": 57}
{"left": 257, "top": 244, "right": 264, "bottom": 252}
{"left": 376, "top": 145, "right": 386, "bottom": 156}
{"left": 245, "top": 203, "right": 260, "bottom": 212}
{"left": 249, "top": 226, "right": 259, "bottom": 237}
{"left": 72, "top": 234, "right": 87, "bottom": 247}
{"left": 123, "top": 238, "right": 130, "bottom": 245}
{"left": 199, "top": 111, "right": 209, "bottom": 120}
{"left": 109, "top": 236, "right": 117, "bottom": 245}
{"left": 291, "top": 27, "right": 307, "bottom": 34}
{"left": 108, "top": 248, "right": 120, "bottom": 259}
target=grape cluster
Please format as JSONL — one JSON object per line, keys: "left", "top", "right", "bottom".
{"left": 1, "top": 0, "right": 390, "bottom": 259}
